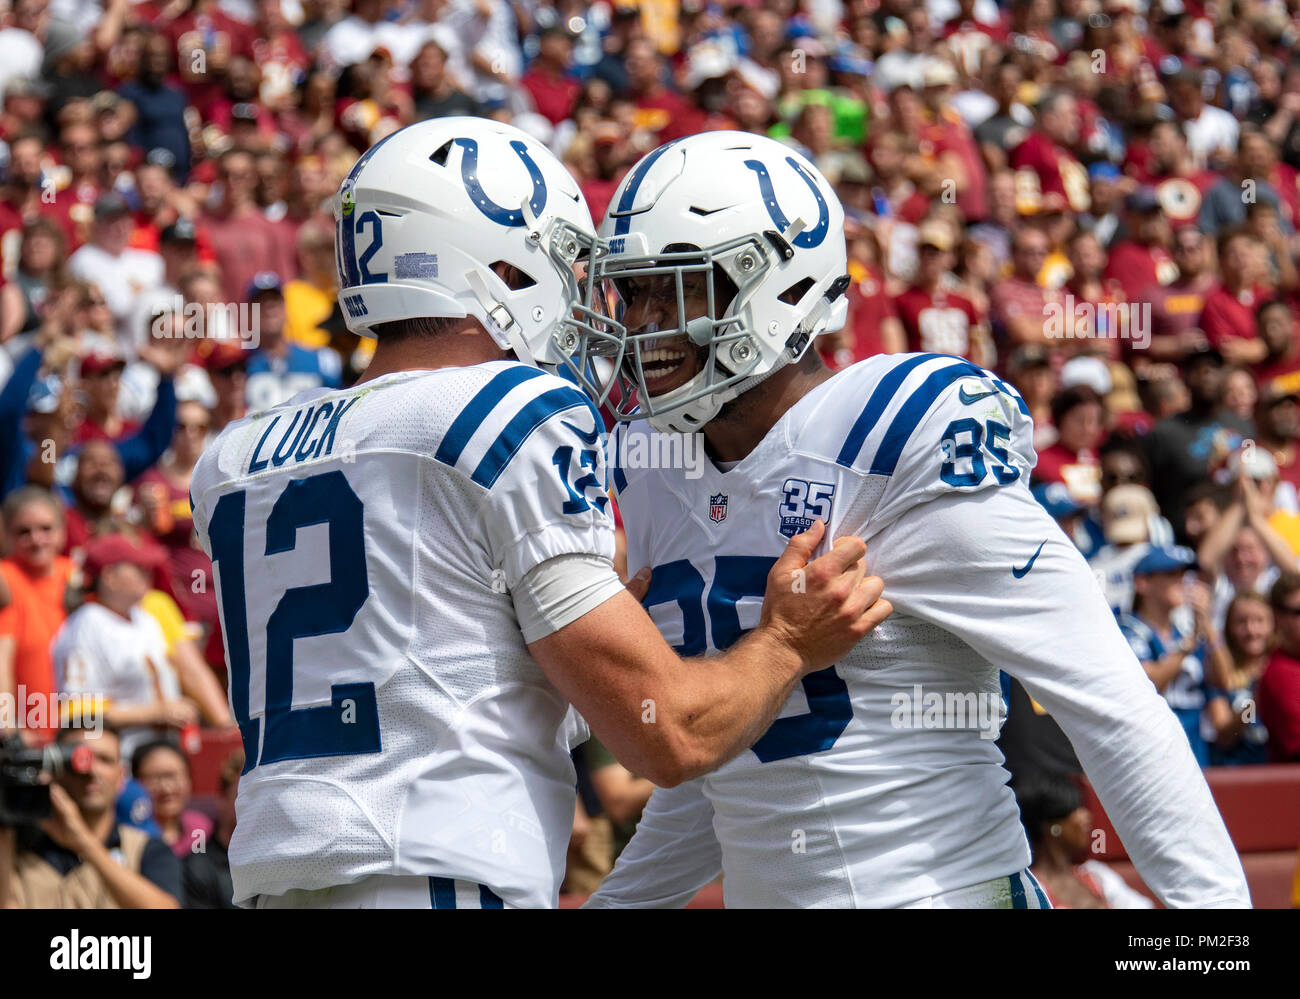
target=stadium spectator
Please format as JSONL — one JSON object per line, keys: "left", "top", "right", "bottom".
{"left": 1206, "top": 592, "right": 1273, "bottom": 766}
{"left": 1260, "top": 573, "right": 1300, "bottom": 762}
{"left": 522, "top": 23, "right": 580, "bottom": 127}
{"left": 0, "top": 485, "right": 75, "bottom": 745}
{"left": 1200, "top": 128, "right": 1295, "bottom": 237}
{"left": 202, "top": 341, "right": 248, "bottom": 433}
{"left": 0, "top": 724, "right": 182, "bottom": 908}
{"left": 201, "top": 148, "right": 296, "bottom": 305}
{"left": 131, "top": 738, "right": 213, "bottom": 860}
{"left": 181, "top": 746, "right": 240, "bottom": 908}
{"left": 1090, "top": 483, "right": 1160, "bottom": 613}
{"left": 410, "top": 35, "right": 480, "bottom": 122}
{"left": 66, "top": 193, "right": 165, "bottom": 338}
{"left": 1033, "top": 384, "right": 1105, "bottom": 505}
{"left": 1146, "top": 226, "right": 1214, "bottom": 362}
{"left": 895, "top": 219, "right": 989, "bottom": 363}
{"left": 1143, "top": 350, "right": 1251, "bottom": 539}
{"left": 1118, "top": 545, "right": 1223, "bottom": 765}
{"left": 52, "top": 529, "right": 199, "bottom": 757}
{"left": 1016, "top": 777, "right": 1154, "bottom": 909}
{"left": 990, "top": 226, "right": 1060, "bottom": 346}
{"left": 1199, "top": 230, "right": 1273, "bottom": 364}
{"left": 1198, "top": 451, "right": 1299, "bottom": 622}
{"left": 1104, "top": 186, "right": 1176, "bottom": 302}
{"left": 116, "top": 32, "right": 191, "bottom": 180}
{"left": 282, "top": 217, "right": 338, "bottom": 349}
{"left": 0, "top": 216, "right": 65, "bottom": 343}
{"left": 584, "top": 736, "right": 654, "bottom": 861}
{"left": 242, "top": 271, "right": 341, "bottom": 411}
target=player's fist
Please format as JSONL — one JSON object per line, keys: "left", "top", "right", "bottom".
{"left": 759, "top": 519, "right": 891, "bottom": 672}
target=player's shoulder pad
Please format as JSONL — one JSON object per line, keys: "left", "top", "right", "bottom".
{"left": 431, "top": 360, "right": 604, "bottom": 491}
{"left": 828, "top": 352, "right": 1031, "bottom": 477}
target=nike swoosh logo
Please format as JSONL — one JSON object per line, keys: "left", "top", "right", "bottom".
{"left": 562, "top": 419, "right": 601, "bottom": 445}
{"left": 958, "top": 386, "right": 997, "bottom": 405}
{"left": 1012, "top": 540, "right": 1047, "bottom": 578}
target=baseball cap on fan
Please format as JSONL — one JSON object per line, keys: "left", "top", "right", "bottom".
{"left": 1132, "top": 544, "right": 1198, "bottom": 576}
{"left": 82, "top": 532, "right": 167, "bottom": 582}
{"left": 93, "top": 191, "right": 131, "bottom": 221}
{"left": 80, "top": 340, "right": 127, "bottom": 377}
{"left": 1101, "top": 484, "right": 1159, "bottom": 544}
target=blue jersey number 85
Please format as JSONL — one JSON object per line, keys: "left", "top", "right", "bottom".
{"left": 643, "top": 556, "right": 852, "bottom": 763}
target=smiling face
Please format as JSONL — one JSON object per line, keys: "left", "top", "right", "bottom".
{"left": 1227, "top": 597, "right": 1274, "bottom": 659}
{"left": 135, "top": 744, "right": 192, "bottom": 824}
{"left": 616, "top": 262, "right": 735, "bottom": 399}
{"left": 5, "top": 496, "right": 64, "bottom": 574}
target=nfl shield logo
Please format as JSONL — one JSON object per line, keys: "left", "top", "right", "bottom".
{"left": 709, "top": 493, "right": 728, "bottom": 523}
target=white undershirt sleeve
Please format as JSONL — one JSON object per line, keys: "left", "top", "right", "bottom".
{"left": 512, "top": 553, "right": 627, "bottom": 644}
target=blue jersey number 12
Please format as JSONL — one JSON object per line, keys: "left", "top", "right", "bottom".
{"left": 207, "top": 470, "right": 379, "bottom": 774}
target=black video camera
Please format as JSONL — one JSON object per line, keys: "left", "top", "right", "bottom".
{"left": 0, "top": 735, "right": 92, "bottom": 826}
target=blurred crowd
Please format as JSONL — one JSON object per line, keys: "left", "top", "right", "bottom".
{"left": 1, "top": 0, "right": 1300, "bottom": 907}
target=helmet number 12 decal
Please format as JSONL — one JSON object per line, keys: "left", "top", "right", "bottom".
{"left": 355, "top": 211, "right": 387, "bottom": 285}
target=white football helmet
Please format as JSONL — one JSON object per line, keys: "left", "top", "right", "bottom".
{"left": 583, "top": 131, "right": 849, "bottom": 433}
{"left": 332, "top": 116, "right": 619, "bottom": 379}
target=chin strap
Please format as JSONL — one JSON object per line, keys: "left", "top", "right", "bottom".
{"left": 465, "top": 268, "right": 518, "bottom": 343}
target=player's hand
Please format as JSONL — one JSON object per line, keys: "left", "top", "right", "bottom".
{"left": 758, "top": 519, "right": 891, "bottom": 672}
{"left": 624, "top": 566, "right": 652, "bottom": 603}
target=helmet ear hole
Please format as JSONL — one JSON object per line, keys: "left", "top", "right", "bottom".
{"left": 490, "top": 261, "right": 537, "bottom": 291}
{"left": 778, "top": 277, "right": 815, "bottom": 306}
{"left": 429, "top": 140, "right": 453, "bottom": 167}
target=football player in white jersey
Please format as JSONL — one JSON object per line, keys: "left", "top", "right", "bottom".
{"left": 577, "top": 131, "right": 1250, "bottom": 908}
{"left": 187, "top": 119, "right": 891, "bottom": 909}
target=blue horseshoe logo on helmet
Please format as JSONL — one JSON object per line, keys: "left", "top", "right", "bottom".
{"left": 743, "top": 157, "right": 830, "bottom": 248}
{"left": 456, "top": 138, "right": 548, "bottom": 227}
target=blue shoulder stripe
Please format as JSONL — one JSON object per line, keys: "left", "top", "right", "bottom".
{"left": 870, "top": 361, "right": 985, "bottom": 476}
{"left": 471, "top": 385, "right": 596, "bottom": 488}
{"left": 835, "top": 354, "right": 937, "bottom": 468}
{"left": 435, "top": 366, "right": 547, "bottom": 467}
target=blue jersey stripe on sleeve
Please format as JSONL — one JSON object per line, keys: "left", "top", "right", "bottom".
{"left": 869, "top": 360, "right": 985, "bottom": 476}
{"left": 835, "top": 353, "right": 936, "bottom": 468}
{"left": 434, "top": 366, "right": 547, "bottom": 468}
{"left": 471, "top": 385, "right": 594, "bottom": 488}
{"left": 479, "top": 884, "right": 504, "bottom": 909}
{"left": 610, "top": 426, "right": 628, "bottom": 494}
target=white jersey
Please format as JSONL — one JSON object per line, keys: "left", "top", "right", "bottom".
{"left": 590, "top": 352, "right": 1249, "bottom": 909}
{"left": 190, "top": 361, "right": 615, "bottom": 907}
{"left": 53, "top": 602, "right": 181, "bottom": 758}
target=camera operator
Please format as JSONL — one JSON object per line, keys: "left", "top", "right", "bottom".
{"left": 0, "top": 725, "right": 180, "bottom": 908}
